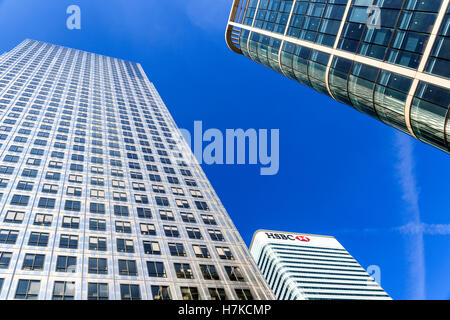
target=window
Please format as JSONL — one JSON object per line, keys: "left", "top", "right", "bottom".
{"left": 118, "top": 259, "right": 138, "bottom": 276}
{"left": 115, "top": 221, "right": 132, "bottom": 234}
{"left": 38, "top": 197, "right": 56, "bottom": 208}
{"left": 208, "top": 229, "right": 224, "bottom": 241}
{"left": 15, "top": 280, "right": 40, "bottom": 299}
{"left": 216, "top": 247, "right": 234, "bottom": 260}
{"left": 113, "top": 192, "right": 127, "bottom": 202}
{"left": 16, "top": 181, "right": 33, "bottom": 191}
{"left": 89, "top": 218, "right": 106, "bottom": 231}
{"left": 163, "top": 225, "right": 179, "bottom": 237}
{"left": 120, "top": 284, "right": 141, "bottom": 300}
{"left": 62, "top": 216, "right": 80, "bottom": 229}
{"left": 143, "top": 241, "right": 161, "bottom": 255}
{"left": 152, "top": 185, "right": 165, "bottom": 193}
{"left": 151, "top": 285, "right": 171, "bottom": 300}
{"left": 225, "top": 266, "right": 245, "bottom": 282}
{"left": 88, "top": 257, "right": 108, "bottom": 275}
{"left": 59, "top": 234, "right": 78, "bottom": 249}
{"left": 33, "top": 213, "right": 52, "bottom": 226}
{"left": 10, "top": 194, "right": 30, "bottom": 206}
{"left": 0, "top": 229, "right": 19, "bottom": 244}
{"left": 209, "top": 288, "right": 227, "bottom": 300}
{"left": 193, "top": 245, "right": 210, "bottom": 259}
{"left": 181, "top": 212, "right": 196, "bottom": 223}
{"left": 0, "top": 251, "right": 12, "bottom": 269}
{"left": 56, "top": 256, "right": 76, "bottom": 273}
{"left": 140, "top": 223, "right": 156, "bottom": 236}
{"left": 200, "top": 264, "right": 220, "bottom": 280}
{"left": 147, "top": 261, "right": 166, "bottom": 278}
{"left": 171, "top": 187, "right": 184, "bottom": 196}
{"left": 90, "top": 202, "right": 105, "bottom": 214}
{"left": 67, "top": 186, "right": 82, "bottom": 197}
{"left": 117, "top": 239, "right": 134, "bottom": 253}
{"left": 90, "top": 189, "right": 105, "bottom": 199}
{"left": 168, "top": 243, "right": 186, "bottom": 257}
{"left": 22, "top": 254, "right": 45, "bottom": 271}
{"left": 155, "top": 196, "right": 169, "bottom": 206}
{"left": 52, "top": 281, "right": 75, "bottom": 300}
{"left": 176, "top": 199, "right": 190, "bottom": 209}
{"left": 180, "top": 287, "right": 200, "bottom": 300}
{"left": 160, "top": 209, "right": 174, "bottom": 221}
{"left": 186, "top": 227, "right": 202, "bottom": 240}
{"left": 28, "top": 232, "right": 49, "bottom": 247}
{"left": 174, "top": 263, "right": 194, "bottom": 279}
{"left": 42, "top": 184, "right": 58, "bottom": 194}
{"left": 64, "top": 200, "right": 81, "bottom": 212}
{"left": 88, "top": 283, "right": 109, "bottom": 300}
{"left": 190, "top": 189, "right": 203, "bottom": 198}
{"left": 21, "top": 169, "right": 37, "bottom": 177}
{"left": 114, "top": 205, "right": 129, "bottom": 217}
{"left": 89, "top": 237, "right": 107, "bottom": 251}
{"left": 235, "top": 289, "right": 254, "bottom": 300}
{"left": 137, "top": 207, "right": 152, "bottom": 219}
{"left": 134, "top": 194, "right": 149, "bottom": 204}
{"left": 201, "top": 214, "right": 217, "bottom": 225}
{"left": 195, "top": 201, "right": 209, "bottom": 211}
{"left": 4, "top": 210, "right": 24, "bottom": 224}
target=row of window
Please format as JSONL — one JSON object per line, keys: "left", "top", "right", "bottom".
{"left": 1, "top": 251, "right": 243, "bottom": 280}
{"left": 0, "top": 227, "right": 227, "bottom": 249}
{"left": 2, "top": 279, "right": 254, "bottom": 300}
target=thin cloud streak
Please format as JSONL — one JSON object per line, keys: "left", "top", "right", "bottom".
{"left": 337, "top": 223, "right": 450, "bottom": 236}
{"left": 395, "top": 132, "right": 426, "bottom": 300}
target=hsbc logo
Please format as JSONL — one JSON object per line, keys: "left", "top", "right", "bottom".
{"left": 265, "top": 233, "right": 310, "bottom": 242}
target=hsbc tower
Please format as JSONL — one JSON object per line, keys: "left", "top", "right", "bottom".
{"left": 249, "top": 230, "right": 391, "bottom": 300}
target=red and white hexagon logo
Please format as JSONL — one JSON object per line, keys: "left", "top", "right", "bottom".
{"left": 296, "top": 235, "right": 310, "bottom": 242}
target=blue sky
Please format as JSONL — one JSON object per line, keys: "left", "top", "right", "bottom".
{"left": 0, "top": 0, "right": 449, "bottom": 300}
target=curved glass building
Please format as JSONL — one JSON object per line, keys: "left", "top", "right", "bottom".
{"left": 226, "top": 0, "right": 450, "bottom": 153}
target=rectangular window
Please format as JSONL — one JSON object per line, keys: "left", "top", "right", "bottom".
{"left": 0, "top": 251, "right": 12, "bottom": 269}
{"left": 174, "top": 263, "right": 194, "bottom": 279}
{"left": 146, "top": 261, "right": 166, "bottom": 278}
{"left": 22, "top": 254, "right": 45, "bottom": 271}
{"left": 15, "top": 280, "right": 40, "bottom": 299}
{"left": 140, "top": 223, "right": 156, "bottom": 236}
{"left": 216, "top": 247, "right": 234, "bottom": 260}
{"left": 52, "top": 281, "right": 75, "bottom": 300}
{"left": 88, "top": 257, "right": 108, "bottom": 275}
{"left": 209, "top": 288, "right": 227, "bottom": 300}
{"left": 180, "top": 287, "right": 200, "bottom": 300}
{"left": 88, "top": 283, "right": 109, "bottom": 300}
{"left": 225, "top": 266, "right": 245, "bottom": 282}
{"left": 55, "top": 256, "right": 76, "bottom": 273}
{"left": 151, "top": 285, "right": 171, "bottom": 300}
{"left": 143, "top": 241, "right": 161, "bottom": 255}
{"left": 120, "top": 284, "right": 141, "bottom": 300}
{"left": 28, "top": 232, "right": 49, "bottom": 247}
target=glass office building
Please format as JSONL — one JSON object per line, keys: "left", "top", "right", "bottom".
{"left": 226, "top": 0, "right": 450, "bottom": 153}
{"left": 0, "top": 39, "right": 273, "bottom": 300}
{"left": 250, "top": 230, "right": 391, "bottom": 300}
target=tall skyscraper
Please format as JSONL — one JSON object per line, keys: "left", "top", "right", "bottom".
{"left": 0, "top": 39, "right": 273, "bottom": 300}
{"left": 250, "top": 230, "right": 391, "bottom": 300}
{"left": 226, "top": 0, "right": 450, "bottom": 153}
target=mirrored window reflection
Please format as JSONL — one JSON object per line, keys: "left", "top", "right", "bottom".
{"left": 338, "top": 0, "right": 442, "bottom": 69}
{"left": 426, "top": 5, "right": 450, "bottom": 79}
{"left": 411, "top": 82, "right": 450, "bottom": 152}
{"left": 253, "top": 0, "right": 293, "bottom": 34}
{"left": 280, "top": 41, "right": 330, "bottom": 96}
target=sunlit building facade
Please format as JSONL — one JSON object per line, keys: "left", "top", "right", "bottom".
{"left": 0, "top": 39, "right": 273, "bottom": 300}
{"left": 250, "top": 230, "right": 391, "bottom": 300}
{"left": 226, "top": 0, "right": 450, "bottom": 153}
